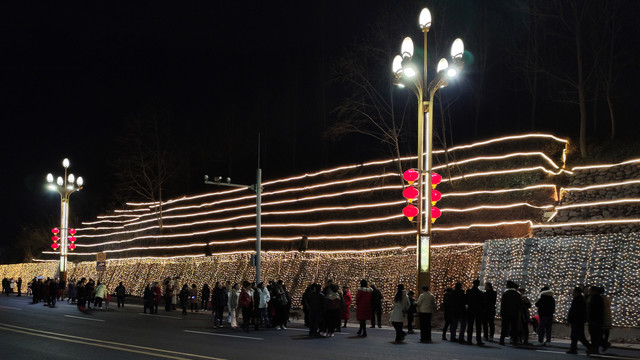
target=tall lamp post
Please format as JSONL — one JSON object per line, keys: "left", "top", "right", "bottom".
{"left": 392, "top": 8, "right": 464, "bottom": 290}
{"left": 46, "top": 158, "right": 83, "bottom": 282}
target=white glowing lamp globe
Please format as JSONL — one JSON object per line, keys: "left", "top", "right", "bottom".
{"left": 47, "top": 173, "right": 54, "bottom": 183}
{"left": 419, "top": 8, "right": 432, "bottom": 30}
{"left": 436, "top": 58, "right": 449, "bottom": 73}
{"left": 401, "top": 37, "right": 414, "bottom": 59}
{"left": 392, "top": 55, "right": 403, "bottom": 76}
{"left": 403, "top": 64, "right": 417, "bottom": 78}
{"left": 62, "top": 158, "right": 70, "bottom": 168}
{"left": 57, "top": 176, "right": 64, "bottom": 186}
{"left": 77, "top": 177, "right": 84, "bottom": 187}
{"left": 451, "top": 38, "right": 464, "bottom": 59}
{"left": 68, "top": 174, "right": 75, "bottom": 184}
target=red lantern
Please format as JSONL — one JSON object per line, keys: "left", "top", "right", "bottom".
{"left": 431, "top": 189, "right": 442, "bottom": 205}
{"left": 51, "top": 236, "right": 59, "bottom": 242}
{"left": 403, "top": 186, "right": 419, "bottom": 202}
{"left": 51, "top": 243, "right": 59, "bottom": 250}
{"left": 431, "top": 172, "right": 442, "bottom": 188}
{"left": 68, "top": 236, "right": 76, "bottom": 243}
{"left": 403, "top": 169, "right": 419, "bottom": 185}
{"left": 403, "top": 204, "right": 419, "bottom": 221}
{"left": 431, "top": 206, "right": 442, "bottom": 222}
{"left": 68, "top": 243, "right": 76, "bottom": 250}
{"left": 69, "top": 228, "right": 76, "bottom": 235}
{"left": 51, "top": 228, "right": 59, "bottom": 234}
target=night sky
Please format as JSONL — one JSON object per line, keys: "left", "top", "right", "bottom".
{"left": 2, "top": 1, "right": 640, "bottom": 262}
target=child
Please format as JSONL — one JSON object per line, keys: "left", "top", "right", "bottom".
{"left": 105, "top": 292, "right": 111, "bottom": 309}
{"left": 407, "top": 290, "right": 417, "bottom": 334}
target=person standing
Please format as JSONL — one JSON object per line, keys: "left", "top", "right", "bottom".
{"left": 340, "top": 285, "right": 352, "bottom": 328}
{"left": 201, "top": 283, "right": 210, "bottom": 312}
{"left": 257, "top": 282, "right": 271, "bottom": 328}
{"left": 212, "top": 282, "right": 227, "bottom": 327}
{"left": 323, "top": 284, "right": 342, "bottom": 337}
{"left": 442, "top": 287, "right": 453, "bottom": 340}
{"left": 179, "top": 284, "right": 189, "bottom": 315}
{"left": 370, "top": 284, "right": 383, "bottom": 328}
{"left": 406, "top": 290, "right": 417, "bottom": 334}
{"left": 307, "top": 284, "right": 324, "bottom": 337}
{"left": 239, "top": 281, "right": 254, "bottom": 332}
{"left": 152, "top": 282, "right": 162, "bottom": 314}
{"left": 535, "top": 286, "right": 555, "bottom": 345}
{"left": 417, "top": 285, "right": 436, "bottom": 343}
{"left": 17, "top": 277, "right": 22, "bottom": 297}
{"left": 600, "top": 287, "right": 612, "bottom": 351}
{"left": 450, "top": 282, "right": 467, "bottom": 343}
{"left": 566, "top": 287, "right": 590, "bottom": 354}
{"left": 483, "top": 282, "right": 497, "bottom": 342}
{"left": 466, "top": 280, "right": 485, "bottom": 346}
{"left": 115, "top": 282, "right": 126, "bottom": 308}
{"left": 273, "top": 280, "right": 289, "bottom": 330}
{"left": 356, "top": 280, "right": 373, "bottom": 337}
{"left": 390, "top": 284, "right": 410, "bottom": 343}
{"left": 518, "top": 288, "right": 532, "bottom": 345}
{"left": 94, "top": 281, "right": 106, "bottom": 309}
{"left": 189, "top": 284, "right": 198, "bottom": 312}
{"left": 143, "top": 284, "right": 154, "bottom": 314}
{"left": 499, "top": 281, "right": 521, "bottom": 345}
{"left": 587, "top": 286, "right": 604, "bottom": 355}
{"left": 163, "top": 279, "right": 173, "bottom": 312}
{"left": 228, "top": 283, "right": 239, "bottom": 328}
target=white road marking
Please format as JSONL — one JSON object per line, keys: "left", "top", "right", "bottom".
{"left": 64, "top": 315, "right": 105, "bottom": 322}
{"left": 0, "top": 306, "right": 21, "bottom": 310}
{"left": 536, "top": 350, "right": 639, "bottom": 360}
{"left": 138, "top": 313, "right": 183, "bottom": 319}
{"left": 184, "top": 329, "right": 263, "bottom": 341}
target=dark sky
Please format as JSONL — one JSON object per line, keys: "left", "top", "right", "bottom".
{"left": 2, "top": 1, "right": 639, "bottom": 261}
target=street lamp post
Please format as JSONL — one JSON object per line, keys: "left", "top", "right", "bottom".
{"left": 46, "top": 158, "right": 83, "bottom": 283}
{"left": 392, "top": 8, "right": 464, "bottom": 291}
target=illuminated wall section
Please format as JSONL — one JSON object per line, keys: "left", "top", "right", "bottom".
{"left": 35, "top": 133, "right": 569, "bottom": 261}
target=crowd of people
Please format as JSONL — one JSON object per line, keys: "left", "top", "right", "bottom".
{"left": 5, "top": 275, "right": 616, "bottom": 354}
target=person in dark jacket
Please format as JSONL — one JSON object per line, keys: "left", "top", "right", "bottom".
{"left": 179, "top": 284, "right": 189, "bottom": 315}
{"left": 499, "top": 281, "right": 521, "bottom": 345}
{"left": 143, "top": 284, "right": 154, "bottom": 314}
{"left": 519, "top": 288, "right": 532, "bottom": 345}
{"left": 201, "top": 284, "right": 210, "bottom": 311}
{"left": 406, "top": 290, "right": 417, "bottom": 334}
{"left": 566, "top": 287, "right": 590, "bottom": 354}
{"left": 466, "top": 279, "right": 485, "bottom": 345}
{"left": 450, "top": 282, "right": 467, "bottom": 343}
{"left": 212, "top": 282, "right": 227, "bottom": 327}
{"left": 115, "top": 282, "right": 126, "bottom": 308}
{"left": 483, "top": 282, "right": 497, "bottom": 342}
{"left": 370, "top": 284, "right": 383, "bottom": 328}
{"left": 307, "top": 283, "right": 324, "bottom": 337}
{"left": 587, "top": 286, "right": 604, "bottom": 355}
{"left": 442, "top": 287, "right": 453, "bottom": 340}
{"left": 535, "top": 286, "right": 555, "bottom": 345}
{"left": 356, "top": 279, "right": 373, "bottom": 337}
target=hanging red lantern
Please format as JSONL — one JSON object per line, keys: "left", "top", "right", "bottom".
{"left": 403, "top": 204, "right": 419, "bottom": 221}
{"left": 431, "top": 189, "right": 442, "bottom": 205}
{"left": 431, "top": 172, "right": 442, "bottom": 188}
{"left": 403, "top": 169, "right": 420, "bottom": 185}
{"left": 68, "top": 243, "right": 76, "bottom": 250}
{"left": 402, "top": 186, "right": 420, "bottom": 202}
{"left": 51, "top": 228, "right": 59, "bottom": 234}
{"left": 51, "top": 243, "right": 59, "bottom": 250}
{"left": 431, "top": 206, "right": 441, "bottom": 222}
{"left": 68, "top": 236, "right": 76, "bottom": 243}
{"left": 69, "top": 228, "right": 76, "bottom": 235}
{"left": 51, "top": 236, "right": 59, "bottom": 242}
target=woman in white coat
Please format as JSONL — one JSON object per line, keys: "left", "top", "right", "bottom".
{"left": 390, "top": 284, "right": 410, "bottom": 343}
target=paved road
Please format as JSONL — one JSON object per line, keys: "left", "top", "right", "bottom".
{"left": 1, "top": 295, "right": 638, "bottom": 360}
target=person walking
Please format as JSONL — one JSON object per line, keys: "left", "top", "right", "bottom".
{"left": 499, "top": 281, "right": 521, "bottom": 345}
{"left": 566, "top": 287, "right": 590, "bottom": 354}
{"left": 466, "top": 279, "right": 485, "bottom": 346}
{"left": 450, "top": 282, "right": 467, "bottom": 343}
{"left": 356, "top": 279, "right": 373, "bottom": 337}
{"left": 201, "top": 283, "right": 210, "bottom": 312}
{"left": 370, "top": 284, "right": 383, "bottom": 328}
{"left": 417, "top": 285, "right": 436, "bottom": 343}
{"left": 390, "top": 284, "right": 410, "bottom": 343}
{"left": 115, "top": 282, "right": 126, "bottom": 308}
{"left": 535, "top": 286, "right": 555, "bottom": 345}
{"left": 587, "top": 286, "right": 604, "bottom": 355}
{"left": 483, "top": 282, "right": 497, "bottom": 342}
{"left": 340, "top": 285, "right": 352, "bottom": 328}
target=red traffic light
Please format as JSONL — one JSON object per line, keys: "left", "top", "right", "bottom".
{"left": 51, "top": 228, "right": 59, "bottom": 234}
